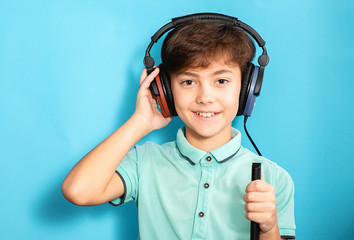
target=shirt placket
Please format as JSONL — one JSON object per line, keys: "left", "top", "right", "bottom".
{"left": 191, "top": 154, "right": 215, "bottom": 240}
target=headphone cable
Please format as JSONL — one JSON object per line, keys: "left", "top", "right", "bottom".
{"left": 244, "top": 116, "right": 262, "bottom": 156}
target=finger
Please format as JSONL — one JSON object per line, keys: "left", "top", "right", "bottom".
{"left": 139, "top": 66, "right": 157, "bottom": 84}
{"left": 140, "top": 67, "right": 160, "bottom": 88}
{"left": 245, "top": 180, "right": 274, "bottom": 193}
{"left": 245, "top": 212, "right": 274, "bottom": 223}
{"left": 139, "top": 68, "right": 148, "bottom": 84}
{"left": 244, "top": 202, "right": 276, "bottom": 213}
{"left": 243, "top": 192, "right": 274, "bottom": 203}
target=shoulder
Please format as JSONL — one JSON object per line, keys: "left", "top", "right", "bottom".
{"left": 132, "top": 140, "right": 177, "bottom": 163}
{"left": 239, "top": 146, "right": 294, "bottom": 188}
{"left": 239, "top": 146, "right": 277, "bottom": 170}
{"left": 135, "top": 140, "right": 176, "bottom": 154}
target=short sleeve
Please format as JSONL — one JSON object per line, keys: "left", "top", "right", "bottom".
{"left": 274, "top": 165, "right": 296, "bottom": 239}
{"left": 109, "top": 145, "right": 142, "bottom": 206}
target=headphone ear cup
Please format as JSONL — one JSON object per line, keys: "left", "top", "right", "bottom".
{"left": 237, "top": 63, "right": 254, "bottom": 116}
{"left": 158, "top": 64, "right": 178, "bottom": 116}
{"left": 154, "top": 73, "right": 171, "bottom": 118}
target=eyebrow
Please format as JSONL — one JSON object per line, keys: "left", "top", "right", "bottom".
{"left": 178, "top": 69, "right": 233, "bottom": 77}
{"left": 178, "top": 72, "right": 199, "bottom": 77}
{"left": 212, "top": 69, "right": 233, "bottom": 75}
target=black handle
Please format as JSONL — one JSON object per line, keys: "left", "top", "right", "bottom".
{"left": 251, "top": 163, "right": 261, "bottom": 240}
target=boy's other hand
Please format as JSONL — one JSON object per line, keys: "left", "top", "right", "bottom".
{"left": 133, "top": 67, "right": 172, "bottom": 132}
{"left": 244, "top": 179, "right": 280, "bottom": 236}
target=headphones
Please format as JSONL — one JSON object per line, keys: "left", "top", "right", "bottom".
{"left": 143, "top": 13, "right": 269, "bottom": 118}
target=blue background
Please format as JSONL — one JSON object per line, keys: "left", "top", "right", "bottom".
{"left": 1, "top": 0, "right": 353, "bottom": 239}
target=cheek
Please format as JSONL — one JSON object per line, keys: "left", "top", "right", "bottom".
{"left": 173, "top": 90, "right": 193, "bottom": 112}
{"left": 231, "top": 83, "right": 241, "bottom": 108}
{"left": 172, "top": 84, "right": 189, "bottom": 113}
{"left": 224, "top": 95, "right": 239, "bottom": 114}
{"left": 219, "top": 86, "right": 240, "bottom": 110}
{"left": 171, "top": 82, "right": 179, "bottom": 105}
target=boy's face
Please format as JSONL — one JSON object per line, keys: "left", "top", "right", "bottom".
{"left": 170, "top": 59, "right": 242, "bottom": 144}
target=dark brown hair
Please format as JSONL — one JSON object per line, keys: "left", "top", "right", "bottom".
{"left": 161, "top": 20, "right": 255, "bottom": 76}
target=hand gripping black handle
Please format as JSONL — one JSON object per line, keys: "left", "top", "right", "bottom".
{"left": 251, "top": 163, "right": 261, "bottom": 240}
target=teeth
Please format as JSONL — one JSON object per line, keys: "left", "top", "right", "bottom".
{"left": 197, "top": 112, "right": 215, "bottom": 118}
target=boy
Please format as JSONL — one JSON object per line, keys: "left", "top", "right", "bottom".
{"left": 62, "top": 15, "right": 295, "bottom": 240}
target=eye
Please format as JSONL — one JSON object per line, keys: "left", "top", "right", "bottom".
{"left": 216, "top": 79, "right": 228, "bottom": 85}
{"left": 181, "top": 80, "right": 195, "bottom": 86}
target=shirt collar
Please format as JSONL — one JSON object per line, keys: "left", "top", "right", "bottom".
{"left": 176, "top": 126, "right": 241, "bottom": 165}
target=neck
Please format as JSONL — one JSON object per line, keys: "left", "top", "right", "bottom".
{"left": 185, "top": 126, "right": 232, "bottom": 152}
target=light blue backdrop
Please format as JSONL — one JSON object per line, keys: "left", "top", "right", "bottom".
{"left": 1, "top": 0, "right": 353, "bottom": 239}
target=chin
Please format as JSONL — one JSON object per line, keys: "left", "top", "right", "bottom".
{"left": 187, "top": 124, "right": 230, "bottom": 139}
{"left": 193, "top": 129, "right": 217, "bottom": 139}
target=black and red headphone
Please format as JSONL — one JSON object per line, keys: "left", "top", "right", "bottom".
{"left": 143, "top": 13, "right": 269, "bottom": 118}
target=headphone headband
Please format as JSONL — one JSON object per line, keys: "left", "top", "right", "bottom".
{"left": 150, "top": 13, "right": 265, "bottom": 46}
{"left": 173, "top": 12, "right": 238, "bottom": 25}
{"left": 172, "top": 13, "right": 265, "bottom": 47}
{"left": 144, "top": 13, "right": 269, "bottom": 73}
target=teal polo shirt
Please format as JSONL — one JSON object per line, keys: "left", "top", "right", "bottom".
{"left": 110, "top": 127, "right": 296, "bottom": 239}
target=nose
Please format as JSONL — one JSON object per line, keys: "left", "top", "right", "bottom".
{"left": 196, "top": 84, "right": 215, "bottom": 104}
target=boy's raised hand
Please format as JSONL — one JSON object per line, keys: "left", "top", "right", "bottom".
{"left": 244, "top": 178, "right": 281, "bottom": 239}
{"left": 133, "top": 67, "right": 172, "bottom": 131}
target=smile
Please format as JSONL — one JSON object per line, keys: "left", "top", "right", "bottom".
{"left": 196, "top": 112, "right": 216, "bottom": 118}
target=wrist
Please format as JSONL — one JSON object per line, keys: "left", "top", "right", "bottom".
{"left": 259, "top": 222, "right": 281, "bottom": 240}
{"left": 129, "top": 113, "right": 154, "bottom": 136}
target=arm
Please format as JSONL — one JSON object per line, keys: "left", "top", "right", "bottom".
{"left": 61, "top": 67, "right": 172, "bottom": 206}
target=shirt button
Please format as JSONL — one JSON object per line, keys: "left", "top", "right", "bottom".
{"left": 206, "top": 156, "right": 212, "bottom": 161}
{"left": 204, "top": 183, "right": 209, "bottom": 189}
{"left": 199, "top": 212, "right": 204, "bottom": 217}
